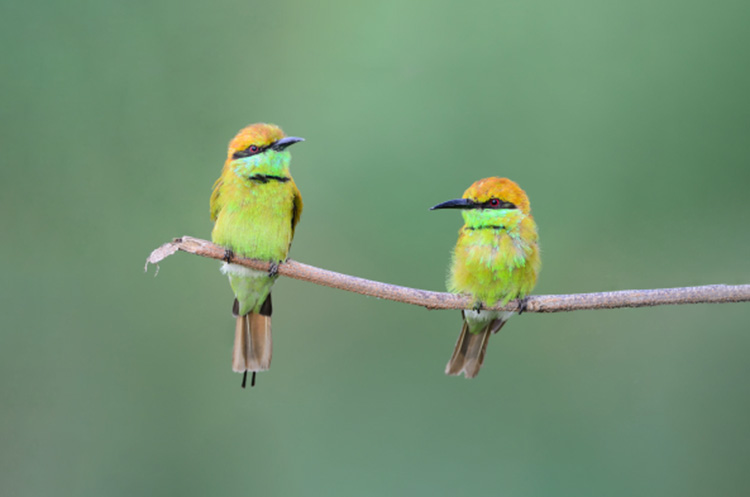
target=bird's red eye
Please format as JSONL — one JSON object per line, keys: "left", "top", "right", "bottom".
{"left": 489, "top": 198, "right": 500, "bottom": 207}
{"left": 232, "top": 144, "right": 263, "bottom": 160}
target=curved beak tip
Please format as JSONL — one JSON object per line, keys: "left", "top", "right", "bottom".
{"left": 272, "top": 136, "right": 305, "bottom": 151}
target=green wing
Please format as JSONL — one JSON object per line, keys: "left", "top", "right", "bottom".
{"left": 291, "top": 182, "right": 303, "bottom": 236}
{"left": 210, "top": 177, "right": 223, "bottom": 222}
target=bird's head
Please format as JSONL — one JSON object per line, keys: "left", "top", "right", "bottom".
{"left": 430, "top": 177, "right": 532, "bottom": 229}
{"left": 226, "top": 123, "right": 304, "bottom": 181}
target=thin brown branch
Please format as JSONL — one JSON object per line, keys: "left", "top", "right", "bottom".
{"left": 145, "top": 236, "right": 750, "bottom": 313}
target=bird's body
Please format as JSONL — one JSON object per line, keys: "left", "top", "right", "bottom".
{"left": 431, "top": 177, "right": 540, "bottom": 378}
{"left": 210, "top": 123, "right": 303, "bottom": 385}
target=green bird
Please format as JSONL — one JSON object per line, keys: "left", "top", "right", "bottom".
{"left": 210, "top": 123, "right": 304, "bottom": 387}
{"left": 431, "top": 177, "right": 540, "bottom": 378}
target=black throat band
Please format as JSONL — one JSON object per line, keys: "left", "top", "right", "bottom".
{"left": 248, "top": 174, "right": 291, "bottom": 184}
{"left": 465, "top": 225, "right": 506, "bottom": 231}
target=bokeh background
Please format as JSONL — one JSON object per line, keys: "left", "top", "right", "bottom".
{"left": 2, "top": 0, "right": 749, "bottom": 495}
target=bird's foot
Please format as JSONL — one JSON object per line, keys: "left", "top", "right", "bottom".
{"left": 517, "top": 296, "right": 530, "bottom": 315}
{"left": 268, "top": 261, "right": 281, "bottom": 278}
{"left": 223, "top": 248, "right": 234, "bottom": 263}
{"left": 472, "top": 301, "right": 483, "bottom": 312}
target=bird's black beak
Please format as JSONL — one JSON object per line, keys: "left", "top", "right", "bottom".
{"left": 271, "top": 136, "right": 305, "bottom": 151}
{"left": 430, "top": 198, "right": 475, "bottom": 210}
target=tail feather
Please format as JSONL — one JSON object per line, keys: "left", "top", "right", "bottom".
{"left": 445, "top": 316, "right": 509, "bottom": 378}
{"left": 232, "top": 313, "right": 249, "bottom": 372}
{"left": 246, "top": 312, "right": 272, "bottom": 370}
{"left": 231, "top": 295, "right": 273, "bottom": 373}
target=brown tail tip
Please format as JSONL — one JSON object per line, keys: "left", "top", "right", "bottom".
{"left": 445, "top": 318, "right": 507, "bottom": 378}
{"left": 232, "top": 312, "right": 272, "bottom": 373}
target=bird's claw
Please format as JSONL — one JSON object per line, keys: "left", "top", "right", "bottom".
{"left": 223, "top": 248, "right": 234, "bottom": 263}
{"left": 517, "top": 297, "right": 530, "bottom": 315}
{"left": 268, "top": 261, "right": 280, "bottom": 278}
{"left": 472, "top": 301, "right": 483, "bottom": 312}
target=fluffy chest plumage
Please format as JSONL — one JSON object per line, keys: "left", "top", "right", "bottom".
{"left": 457, "top": 227, "right": 529, "bottom": 274}
{"left": 212, "top": 180, "right": 297, "bottom": 261}
{"left": 449, "top": 225, "right": 539, "bottom": 306}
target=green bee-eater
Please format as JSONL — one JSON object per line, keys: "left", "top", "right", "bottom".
{"left": 431, "top": 177, "right": 540, "bottom": 378}
{"left": 210, "top": 123, "right": 304, "bottom": 387}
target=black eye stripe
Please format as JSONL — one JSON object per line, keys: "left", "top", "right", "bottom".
{"left": 481, "top": 198, "right": 516, "bottom": 209}
{"left": 232, "top": 144, "right": 268, "bottom": 159}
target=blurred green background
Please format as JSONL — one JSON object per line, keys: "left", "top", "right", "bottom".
{"left": 2, "top": 0, "right": 749, "bottom": 495}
